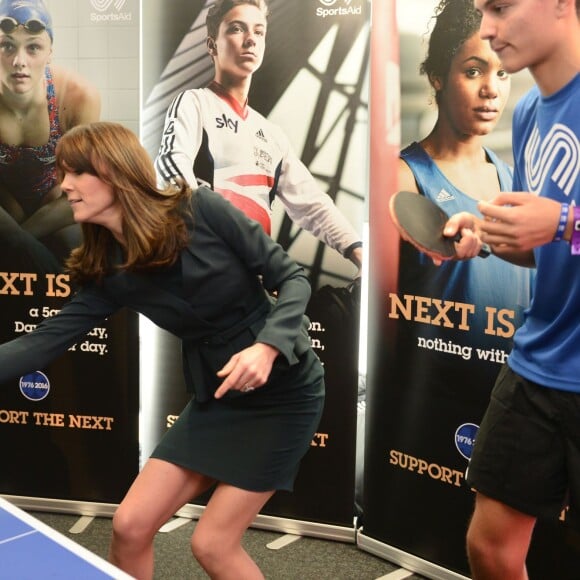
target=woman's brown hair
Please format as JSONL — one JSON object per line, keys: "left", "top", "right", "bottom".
{"left": 57, "top": 122, "right": 191, "bottom": 284}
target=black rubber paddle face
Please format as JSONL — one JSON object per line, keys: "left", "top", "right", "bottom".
{"left": 391, "top": 190, "right": 457, "bottom": 258}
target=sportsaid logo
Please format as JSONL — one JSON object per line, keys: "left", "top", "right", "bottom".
{"left": 316, "top": 0, "right": 362, "bottom": 18}
{"left": 89, "top": 0, "right": 132, "bottom": 22}
{"left": 91, "top": 0, "right": 126, "bottom": 9}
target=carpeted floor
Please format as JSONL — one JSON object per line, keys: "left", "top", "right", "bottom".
{"left": 30, "top": 510, "right": 428, "bottom": 579}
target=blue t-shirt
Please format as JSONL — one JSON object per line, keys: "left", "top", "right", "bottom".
{"left": 508, "top": 74, "right": 580, "bottom": 392}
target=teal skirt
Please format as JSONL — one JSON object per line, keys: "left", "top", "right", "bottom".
{"left": 150, "top": 350, "right": 324, "bottom": 491}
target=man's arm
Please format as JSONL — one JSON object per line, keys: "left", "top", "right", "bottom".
{"left": 441, "top": 210, "right": 536, "bottom": 268}
{"left": 475, "top": 192, "right": 579, "bottom": 266}
{"left": 478, "top": 193, "right": 562, "bottom": 252}
{"left": 154, "top": 91, "right": 203, "bottom": 188}
{"left": 275, "top": 144, "right": 362, "bottom": 266}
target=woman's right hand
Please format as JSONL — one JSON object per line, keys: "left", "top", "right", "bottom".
{"left": 214, "top": 342, "right": 280, "bottom": 399}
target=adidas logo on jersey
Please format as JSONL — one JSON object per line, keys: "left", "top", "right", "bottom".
{"left": 436, "top": 189, "right": 455, "bottom": 203}
{"left": 255, "top": 129, "right": 268, "bottom": 143}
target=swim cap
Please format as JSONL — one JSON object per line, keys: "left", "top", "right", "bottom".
{"left": 0, "top": 0, "right": 53, "bottom": 41}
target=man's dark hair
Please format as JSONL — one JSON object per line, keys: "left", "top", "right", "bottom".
{"left": 206, "top": 0, "right": 269, "bottom": 39}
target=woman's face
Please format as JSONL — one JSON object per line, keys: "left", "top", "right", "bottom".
{"left": 0, "top": 28, "right": 52, "bottom": 95}
{"left": 211, "top": 3, "right": 267, "bottom": 80}
{"left": 435, "top": 33, "right": 511, "bottom": 138}
{"left": 61, "top": 169, "right": 122, "bottom": 232}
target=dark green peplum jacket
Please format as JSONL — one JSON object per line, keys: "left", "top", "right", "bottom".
{"left": 0, "top": 187, "right": 314, "bottom": 403}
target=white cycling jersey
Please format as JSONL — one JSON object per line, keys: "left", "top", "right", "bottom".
{"left": 155, "top": 82, "right": 361, "bottom": 257}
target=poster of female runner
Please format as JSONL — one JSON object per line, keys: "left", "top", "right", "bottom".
{"left": 140, "top": 0, "right": 368, "bottom": 531}
{"left": 361, "top": 1, "right": 579, "bottom": 577}
{"left": 0, "top": 0, "right": 140, "bottom": 505}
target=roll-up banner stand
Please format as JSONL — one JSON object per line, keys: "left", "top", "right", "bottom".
{"left": 360, "top": 1, "right": 580, "bottom": 578}
{"left": 0, "top": 0, "right": 141, "bottom": 511}
{"left": 141, "top": 0, "right": 368, "bottom": 538}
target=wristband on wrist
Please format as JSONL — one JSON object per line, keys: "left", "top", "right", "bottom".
{"left": 554, "top": 203, "right": 570, "bottom": 242}
{"left": 571, "top": 206, "right": 580, "bottom": 256}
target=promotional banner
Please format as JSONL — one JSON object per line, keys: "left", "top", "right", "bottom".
{"left": 362, "top": 1, "right": 580, "bottom": 577}
{"left": 0, "top": 0, "right": 141, "bottom": 504}
{"left": 140, "top": 0, "right": 368, "bottom": 529}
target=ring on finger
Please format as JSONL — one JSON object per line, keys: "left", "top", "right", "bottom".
{"left": 241, "top": 384, "right": 255, "bottom": 393}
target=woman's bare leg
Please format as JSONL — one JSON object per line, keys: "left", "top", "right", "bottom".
{"left": 109, "top": 458, "right": 215, "bottom": 579}
{"left": 191, "top": 483, "right": 275, "bottom": 579}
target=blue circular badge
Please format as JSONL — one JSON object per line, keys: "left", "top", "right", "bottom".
{"left": 19, "top": 371, "right": 50, "bottom": 401}
{"left": 455, "top": 423, "right": 479, "bottom": 460}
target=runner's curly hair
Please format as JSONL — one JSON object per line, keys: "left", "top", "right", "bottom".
{"left": 420, "top": 0, "right": 482, "bottom": 89}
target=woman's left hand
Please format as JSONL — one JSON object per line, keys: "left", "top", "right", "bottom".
{"left": 214, "top": 342, "right": 279, "bottom": 399}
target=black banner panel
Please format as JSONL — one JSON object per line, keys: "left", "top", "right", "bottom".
{"left": 140, "top": 0, "right": 368, "bottom": 531}
{"left": 0, "top": 302, "right": 139, "bottom": 503}
{"left": 361, "top": 1, "right": 580, "bottom": 577}
{"left": 0, "top": 0, "right": 141, "bottom": 504}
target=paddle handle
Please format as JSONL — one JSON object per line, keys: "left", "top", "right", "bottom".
{"left": 451, "top": 233, "right": 491, "bottom": 259}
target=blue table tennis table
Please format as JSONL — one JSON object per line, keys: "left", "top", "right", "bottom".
{"left": 0, "top": 496, "right": 134, "bottom": 579}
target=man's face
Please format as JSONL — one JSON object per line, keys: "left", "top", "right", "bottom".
{"left": 474, "top": 0, "right": 563, "bottom": 75}
{"left": 211, "top": 4, "right": 267, "bottom": 81}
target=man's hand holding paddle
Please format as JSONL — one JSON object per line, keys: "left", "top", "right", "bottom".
{"left": 478, "top": 193, "right": 566, "bottom": 252}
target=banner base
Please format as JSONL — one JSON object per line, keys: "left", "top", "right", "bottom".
{"left": 175, "top": 503, "right": 356, "bottom": 543}
{"left": 3, "top": 495, "right": 356, "bottom": 544}
{"left": 357, "top": 531, "right": 470, "bottom": 580}
{"left": 2, "top": 495, "right": 119, "bottom": 517}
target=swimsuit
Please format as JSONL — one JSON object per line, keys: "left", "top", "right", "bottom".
{"left": 0, "top": 66, "right": 63, "bottom": 215}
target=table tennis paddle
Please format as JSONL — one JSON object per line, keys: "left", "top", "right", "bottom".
{"left": 389, "top": 190, "right": 490, "bottom": 259}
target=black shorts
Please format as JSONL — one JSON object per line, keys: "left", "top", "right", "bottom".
{"left": 466, "top": 365, "right": 580, "bottom": 527}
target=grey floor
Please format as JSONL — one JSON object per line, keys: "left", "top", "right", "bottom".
{"left": 30, "top": 510, "right": 428, "bottom": 580}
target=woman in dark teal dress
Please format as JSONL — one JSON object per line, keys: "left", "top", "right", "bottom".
{"left": 0, "top": 121, "right": 324, "bottom": 579}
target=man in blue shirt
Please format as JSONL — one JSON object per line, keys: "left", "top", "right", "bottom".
{"left": 438, "top": 1, "right": 580, "bottom": 578}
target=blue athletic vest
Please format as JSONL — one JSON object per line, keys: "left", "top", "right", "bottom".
{"left": 399, "top": 141, "right": 534, "bottom": 344}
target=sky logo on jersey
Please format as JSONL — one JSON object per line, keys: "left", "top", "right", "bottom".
{"left": 216, "top": 114, "right": 239, "bottom": 134}
{"left": 455, "top": 423, "right": 478, "bottom": 460}
{"left": 19, "top": 371, "right": 50, "bottom": 402}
